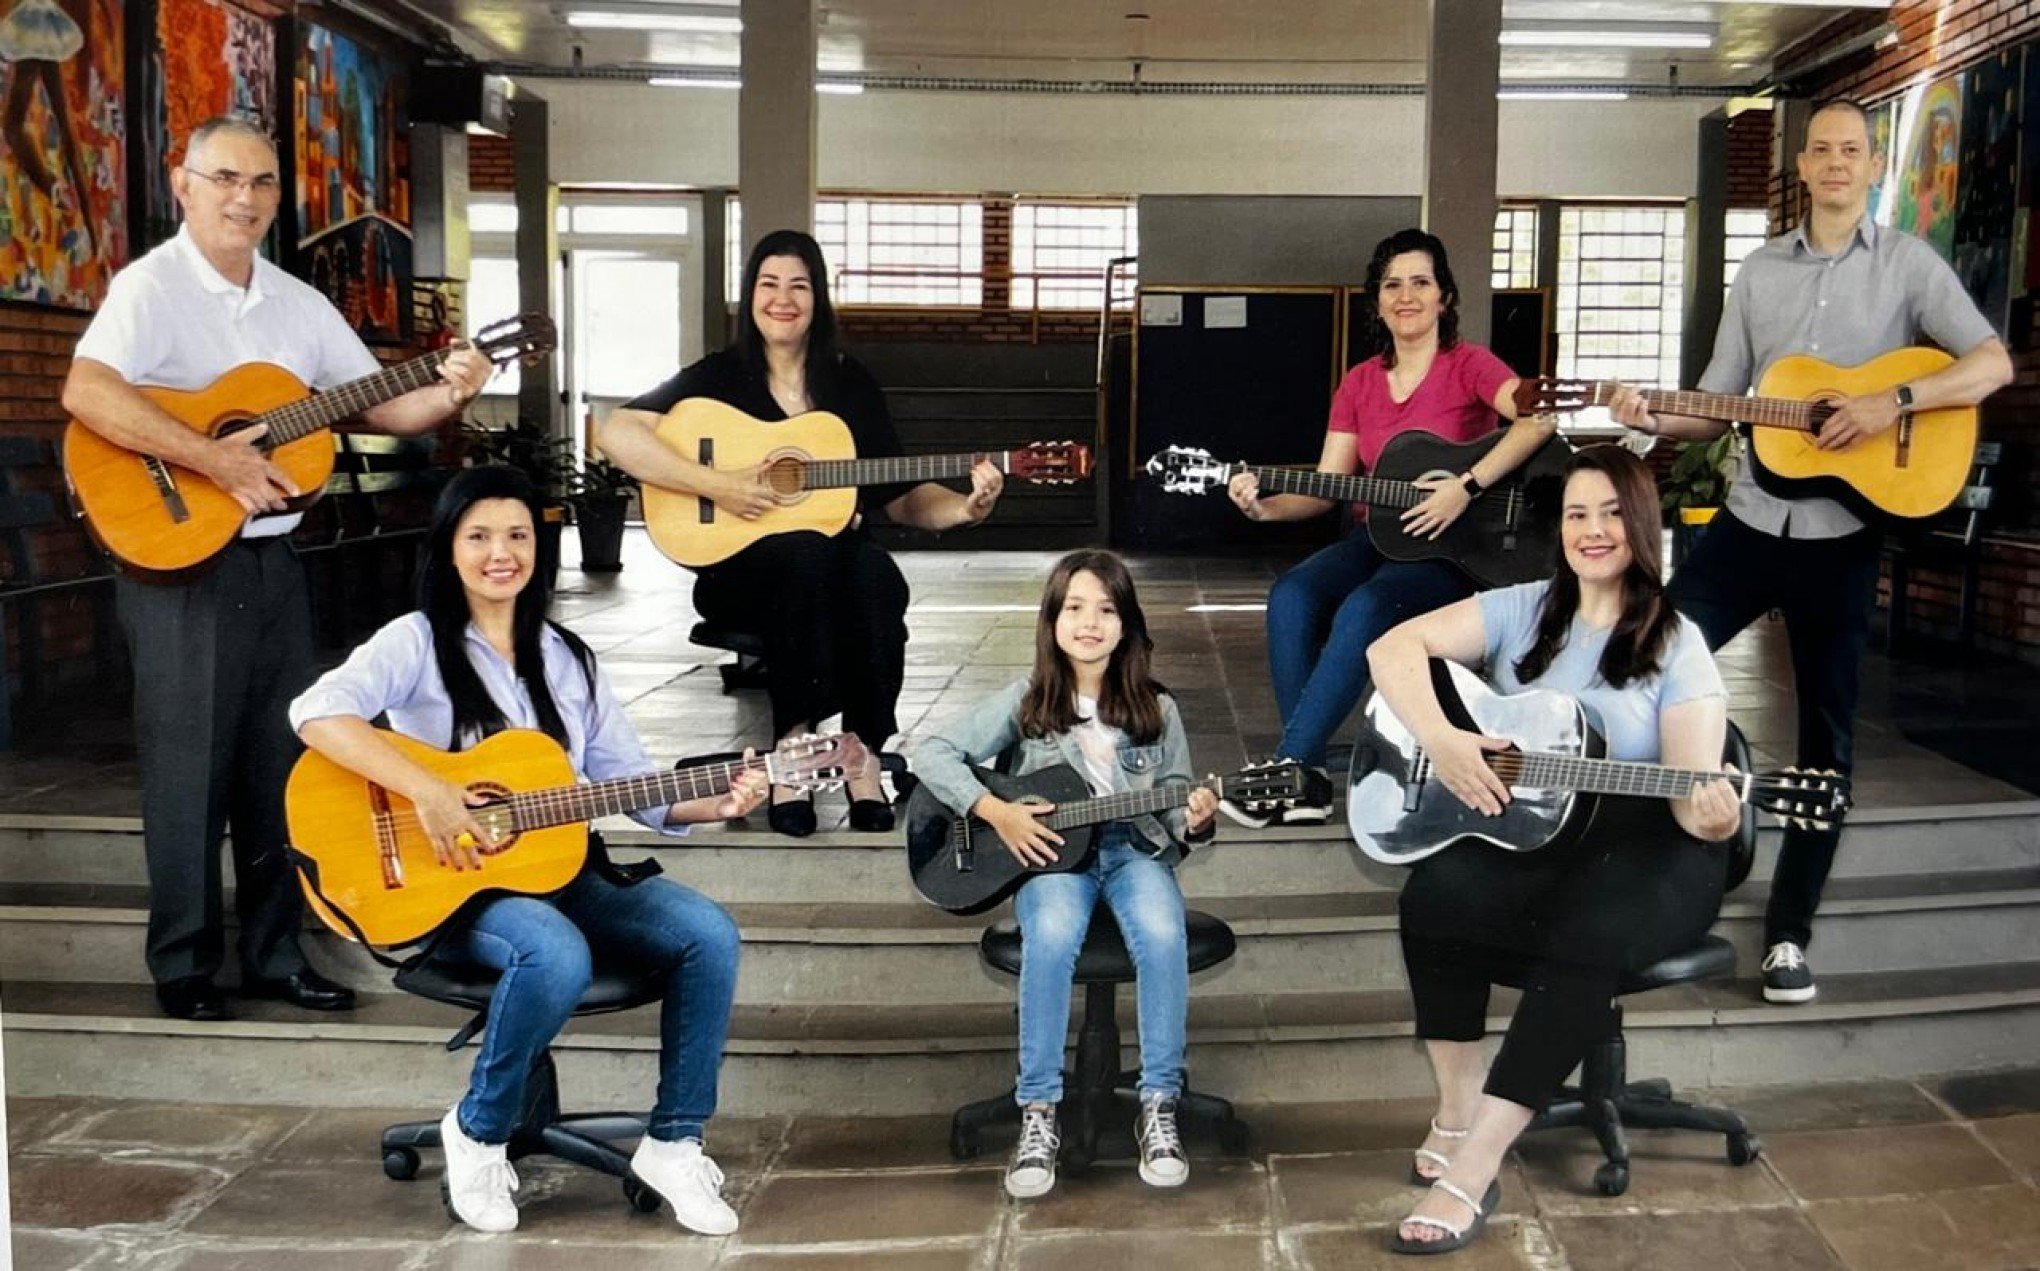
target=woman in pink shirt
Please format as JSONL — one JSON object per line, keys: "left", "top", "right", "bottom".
{"left": 1225, "top": 229, "right": 1554, "bottom": 825}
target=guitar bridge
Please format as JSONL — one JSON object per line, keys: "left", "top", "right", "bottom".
{"left": 144, "top": 456, "right": 192, "bottom": 524}
{"left": 1896, "top": 414, "right": 1913, "bottom": 468}
{"left": 369, "top": 784, "right": 404, "bottom": 889}
{"left": 954, "top": 822, "right": 977, "bottom": 873}
{"left": 697, "top": 438, "right": 715, "bottom": 523}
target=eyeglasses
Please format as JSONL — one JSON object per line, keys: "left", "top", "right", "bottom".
{"left": 182, "top": 167, "right": 282, "bottom": 196}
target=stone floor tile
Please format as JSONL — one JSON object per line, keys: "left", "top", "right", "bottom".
{"left": 490, "top": 1161, "right": 751, "bottom": 1242}
{"left": 1805, "top": 1185, "right": 2040, "bottom": 1271}
{"left": 1972, "top": 1113, "right": 2040, "bottom": 1183}
{"left": 263, "top": 1107, "right": 433, "bottom": 1164}
{"left": 1546, "top": 1208, "right": 1841, "bottom": 1270}
{"left": 426, "top": 1234, "right": 724, "bottom": 1269}
{"left": 1009, "top": 1230, "right": 1274, "bottom": 1270}
{"left": 8, "top": 1228, "right": 117, "bottom": 1270}
{"left": 777, "top": 1113, "right": 956, "bottom": 1170}
{"left": 1011, "top": 1158, "right": 1269, "bottom": 1234}
{"left": 1930, "top": 1067, "right": 2040, "bottom": 1120}
{"left": 6, "top": 1095, "right": 98, "bottom": 1151}
{"left": 50, "top": 1101, "right": 306, "bottom": 1158}
{"left": 10, "top": 1154, "right": 226, "bottom": 1229}
{"left": 1238, "top": 1099, "right": 1433, "bottom": 1157}
{"left": 1762, "top": 1123, "right": 2015, "bottom": 1201}
{"left": 1285, "top": 1221, "right": 1545, "bottom": 1270}
{"left": 136, "top": 1243, "right": 422, "bottom": 1270}
{"left": 1702, "top": 1079, "right": 1950, "bottom": 1134}
{"left": 1270, "top": 1151, "right": 1526, "bottom": 1229}
{"left": 184, "top": 1162, "right": 459, "bottom": 1241}
{"left": 1513, "top": 1125, "right": 1794, "bottom": 1214}
{"left": 734, "top": 1169, "right": 1004, "bottom": 1247}
{"left": 716, "top": 1246, "right": 987, "bottom": 1270}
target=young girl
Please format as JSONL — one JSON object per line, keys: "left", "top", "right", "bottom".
{"left": 289, "top": 466, "right": 766, "bottom": 1237}
{"left": 913, "top": 550, "right": 1219, "bottom": 1199}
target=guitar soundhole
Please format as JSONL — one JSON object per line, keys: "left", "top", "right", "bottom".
{"left": 764, "top": 452, "right": 810, "bottom": 502}
{"left": 466, "top": 782, "right": 520, "bottom": 854}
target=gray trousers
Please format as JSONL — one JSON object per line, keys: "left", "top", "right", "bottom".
{"left": 116, "top": 538, "right": 314, "bottom": 985}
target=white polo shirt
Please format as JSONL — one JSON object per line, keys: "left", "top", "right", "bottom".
{"left": 73, "top": 226, "right": 382, "bottom": 536}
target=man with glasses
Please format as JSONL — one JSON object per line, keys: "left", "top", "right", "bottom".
{"left": 62, "top": 115, "right": 494, "bottom": 1021}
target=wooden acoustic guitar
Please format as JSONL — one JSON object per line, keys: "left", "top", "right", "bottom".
{"left": 902, "top": 759, "right": 1305, "bottom": 914}
{"left": 62, "top": 313, "right": 557, "bottom": 576}
{"left": 286, "top": 728, "right": 864, "bottom": 947}
{"left": 1515, "top": 347, "right": 1976, "bottom": 522}
{"left": 1144, "top": 430, "right": 1572, "bottom": 588}
{"left": 640, "top": 397, "right": 1092, "bottom": 568}
{"left": 1346, "top": 659, "right": 1851, "bottom": 867}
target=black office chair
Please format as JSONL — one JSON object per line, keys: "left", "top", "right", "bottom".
{"left": 1505, "top": 722, "right": 1762, "bottom": 1197}
{"left": 950, "top": 904, "right": 1251, "bottom": 1168}
{"left": 378, "top": 953, "right": 669, "bottom": 1216}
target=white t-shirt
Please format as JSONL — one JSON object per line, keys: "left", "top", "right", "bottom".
{"left": 1071, "top": 693, "right": 1126, "bottom": 797}
{"left": 73, "top": 227, "right": 381, "bottom": 536}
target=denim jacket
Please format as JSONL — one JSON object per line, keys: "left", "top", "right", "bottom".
{"left": 911, "top": 678, "right": 1209, "bottom": 865}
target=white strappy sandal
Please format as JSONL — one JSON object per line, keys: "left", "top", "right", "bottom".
{"left": 1389, "top": 1176, "right": 1501, "bottom": 1256}
{"left": 1409, "top": 1118, "right": 1470, "bottom": 1184}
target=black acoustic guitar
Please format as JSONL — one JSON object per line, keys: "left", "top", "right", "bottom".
{"left": 903, "top": 760, "right": 1305, "bottom": 914}
{"left": 1346, "top": 659, "right": 1852, "bottom": 866}
{"left": 1144, "top": 431, "right": 1572, "bottom": 589}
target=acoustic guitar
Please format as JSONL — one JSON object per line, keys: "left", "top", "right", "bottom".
{"left": 902, "top": 759, "right": 1305, "bottom": 914}
{"left": 640, "top": 397, "right": 1092, "bottom": 568}
{"left": 62, "top": 314, "right": 555, "bottom": 577}
{"left": 286, "top": 728, "right": 863, "bottom": 947}
{"left": 1515, "top": 347, "right": 1975, "bottom": 522}
{"left": 1346, "top": 659, "right": 1851, "bottom": 867}
{"left": 1144, "top": 430, "right": 1572, "bottom": 588}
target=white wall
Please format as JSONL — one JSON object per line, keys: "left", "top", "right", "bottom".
{"left": 533, "top": 80, "right": 1719, "bottom": 201}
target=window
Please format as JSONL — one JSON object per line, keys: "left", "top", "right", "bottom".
{"left": 467, "top": 256, "right": 521, "bottom": 397}
{"left": 1554, "top": 205, "right": 1685, "bottom": 387}
{"left": 818, "top": 198, "right": 983, "bottom": 306}
{"left": 1012, "top": 201, "right": 1138, "bottom": 311}
{"left": 1724, "top": 208, "right": 1769, "bottom": 299}
{"left": 1492, "top": 206, "right": 1538, "bottom": 290}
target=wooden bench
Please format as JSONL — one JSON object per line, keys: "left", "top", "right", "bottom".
{"left": 296, "top": 432, "right": 451, "bottom": 649}
{"left": 0, "top": 436, "right": 117, "bottom": 749}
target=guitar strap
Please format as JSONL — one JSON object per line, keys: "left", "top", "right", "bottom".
{"left": 287, "top": 847, "right": 411, "bottom": 971}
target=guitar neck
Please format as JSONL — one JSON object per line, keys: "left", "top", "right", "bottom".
{"left": 1247, "top": 463, "right": 1429, "bottom": 510}
{"left": 803, "top": 451, "right": 1014, "bottom": 490}
{"left": 1488, "top": 751, "right": 1743, "bottom": 802}
{"left": 1039, "top": 777, "right": 1218, "bottom": 831}
{"left": 257, "top": 354, "right": 453, "bottom": 447}
{"left": 503, "top": 755, "right": 764, "bottom": 832}
{"left": 1593, "top": 383, "right": 1822, "bottom": 434}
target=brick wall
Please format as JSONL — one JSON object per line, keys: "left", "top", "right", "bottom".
{"left": 1726, "top": 109, "right": 1773, "bottom": 211}
{"left": 469, "top": 133, "right": 515, "bottom": 194}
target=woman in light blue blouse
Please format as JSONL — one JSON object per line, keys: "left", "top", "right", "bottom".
{"left": 1363, "top": 446, "right": 1743, "bottom": 1255}
{"left": 289, "top": 466, "right": 765, "bottom": 1239}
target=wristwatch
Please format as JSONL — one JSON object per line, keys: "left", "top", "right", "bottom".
{"left": 1893, "top": 384, "right": 1915, "bottom": 414}
{"left": 1459, "top": 471, "right": 1485, "bottom": 499}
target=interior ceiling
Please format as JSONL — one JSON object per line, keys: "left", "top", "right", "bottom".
{"left": 395, "top": 0, "right": 1869, "bottom": 88}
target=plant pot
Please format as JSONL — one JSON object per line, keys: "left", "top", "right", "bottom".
{"left": 1670, "top": 505, "right": 1719, "bottom": 570}
{"left": 539, "top": 502, "right": 568, "bottom": 589}
{"left": 575, "top": 493, "right": 630, "bottom": 573}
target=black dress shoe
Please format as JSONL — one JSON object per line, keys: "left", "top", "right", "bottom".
{"left": 848, "top": 798, "right": 895, "bottom": 833}
{"left": 768, "top": 790, "right": 817, "bottom": 838}
{"left": 243, "top": 968, "right": 357, "bottom": 1012}
{"left": 156, "top": 977, "right": 233, "bottom": 1022}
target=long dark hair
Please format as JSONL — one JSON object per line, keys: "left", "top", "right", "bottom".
{"left": 1361, "top": 227, "right": 1461, "bottom": 369}
{"left": 416, "top": 465, "right": 597, "bottom": 750}
{"left": 1514, "top": 446, "right": 1679, "bottom": 689}
{"left": 1019, "top": 549, "right": 1165, "bottom": 745}
{"left": 733, "top": 228, "right": 840, "bottom": 406}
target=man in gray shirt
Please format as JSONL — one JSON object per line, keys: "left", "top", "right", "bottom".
{"left": 1610, "top": 98, "right": 2012, "bottom": 1005}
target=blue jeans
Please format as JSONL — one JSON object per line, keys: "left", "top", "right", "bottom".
{"left": 453, "top": 872, "right": 741, "bottom": 1145}
{"left": 1012, "top": 825, "right": 1187, "bottom": 1105}
{"left": 1267, "top": 532, "right": 1472, "bottom": 766}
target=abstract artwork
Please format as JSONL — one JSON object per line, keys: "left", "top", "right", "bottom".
{"left": 1867, "top": 98, "right": 1899, "bottom": 225}
{"left": 0, "top": 0, "right": 126, "bottom": 308}
{"left": 1895, "top": 72, "right": 1964, "bottom": 260}
{"left": 1953, "top": 49, "right": 2021, "bottom": 336}
{"left": 293, "top": 18, "right": 411, "bottom": 343}
{"left": 136, "top": 0, "right": 275, "bottom": 252}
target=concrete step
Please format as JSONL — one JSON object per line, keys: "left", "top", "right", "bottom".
{"left": 6, "top": 867, "right": 2037, "bottom": 1003}
{"left": 8, "top": 963, "right": 2039, "bottom": 1116}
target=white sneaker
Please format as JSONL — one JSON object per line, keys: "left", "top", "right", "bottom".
{"left": 1004, "top": 1103, "right": 1060, "bottom": 1199}
{"left": 1136, "top": 1091, "right": 1190, "bottom": 1188}
{"left": 631, "top": 1136, "right": 739, "bottom": 1236}
{"left": 439, "top": 1107, "right": 518, "bottom": 1233}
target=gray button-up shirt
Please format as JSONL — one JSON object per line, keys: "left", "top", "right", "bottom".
{"left": 1698, "top": 216, "right": 1998, "bottom": 539}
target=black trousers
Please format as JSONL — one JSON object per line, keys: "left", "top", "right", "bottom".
{"left": 692, "top": 529, "right": 910, "bottom": 751}
{"left": 1399, "top": 813, "right": 1726, "bottom": 1112}
{"left": 1668, "top": 511, "right": 1879, "bottom": 949}
{"left": 115, "top": 538, "right": 314, "bottom": 986}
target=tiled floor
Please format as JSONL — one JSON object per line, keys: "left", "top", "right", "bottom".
{"left": 10, "top": 1069, "right": 2040, "bottom": 1269}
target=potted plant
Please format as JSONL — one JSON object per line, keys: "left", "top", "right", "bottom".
{"left": 564, "top": 453, "right": 638, "bottom": 573}
{"left": 1661, "top": 431, "right": 1736, "bottom": 566}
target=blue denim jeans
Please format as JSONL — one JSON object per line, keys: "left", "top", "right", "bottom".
{"left": 1267, "top": 532, "right": 1472, "bottom": 766}
{"left": 452, "top": 872, "right": 741, "bottom": 1145}
{"left": 1012, "top": 825, "right": 1187, "bottom": 1105}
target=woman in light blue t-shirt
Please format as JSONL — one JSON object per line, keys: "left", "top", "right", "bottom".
{"left": 1363, "top": 446, "right": 1743, "bottom": 1255}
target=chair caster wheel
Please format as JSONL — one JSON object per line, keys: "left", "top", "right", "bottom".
{"left": 382, "top": 1147, "right": 420, "bottom": 1180}
{"left": 624, "top": 1176, "right": 663, "bottom": 1213}
{"left": 950, "top": 1126, "right": 981, "bottom": 1160}
{"left": 1727, "top": 1132, "right": 1762, "bottom": 1166}
{"left": 1593, "top": 1162, "right": 1630, "bottom": 1197}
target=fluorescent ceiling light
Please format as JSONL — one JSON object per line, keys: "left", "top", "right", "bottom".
{"left": 1499, "top": 88, "right": 1631, "bottom": 100}
{"left": 648, "top": 76, "right": 865, "bottom": 95}
{"left": 568, "top": 11, "right": 741, "bottom": 32}
{"left": 1501, "top": 23, "right": 1714, "bottom": 49}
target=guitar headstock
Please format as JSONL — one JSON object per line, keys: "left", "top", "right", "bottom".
{"left": 1217, "top": 759, "right": 1308, "bottom": 814}
{"left": 1143, "top": 446, "right": 1236, "bottom": 496}
{"left": 471, "top": 313, "right": 559, "bottom": 368}
{"left": 765, "top": 732, "right": 870, "bottom": 793}
{"left": 1511, "top": 376, "right": 1597, "bottom": 417}
{"left": 1008, "top": 442, "right": 1093, "bottom": 484}
{"left": 1750, "top": 769, "right": 1853, "bottom": 831}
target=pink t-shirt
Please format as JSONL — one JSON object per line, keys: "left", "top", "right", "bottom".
{"left": 1328, "top": 341, "right": 1515, "bottom": 473}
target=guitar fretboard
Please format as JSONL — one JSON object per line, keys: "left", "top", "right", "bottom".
{"left": 254, "top": 355, "right": 453, "bottom": 448}
{"left": 950, "top": 777, "right": 1220, "bottom": 842}
{"left": 504, "top": 755, "right": 772, "bottom": 831}
{"left": 1248, "top": 464, "right": 1523, "bottom": 518}
{"left": 1593, "top": 383, "right": 1829, "bottom": 434}
{"left": 1418, "top": 749, "right": 1751, "bottom": 801}
{"left": 801, "top": 451, "right": 1013, "bottom": 490}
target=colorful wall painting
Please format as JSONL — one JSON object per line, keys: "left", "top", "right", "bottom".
{"left": 1953, "top": 49, "right": 2021, "bottom": 337}
{"left": 0, "top": 0, "right": 126, "bottom": 308}
{"left": 1867, "top": 98, "right": 1900, "bottom": 226}
{"left": 136, "top": 0, "right": 275, "bottom": 252}
{"left": 293, "top": 18, "right": 410, "bottom": 343}
{"left": 1894, "top": 73, "right": 1964, "bottom": 261}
